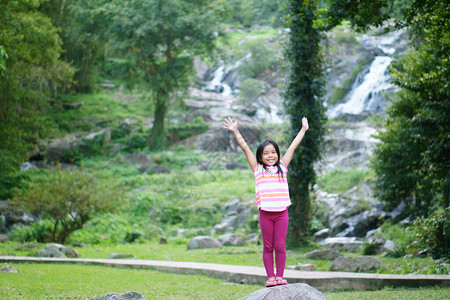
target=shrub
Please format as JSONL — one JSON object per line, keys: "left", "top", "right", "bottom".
{"left": 11, "top": 166, "right": 123, "bottom": 244}
{"left": 8, "top": 219, "right": 54, "bottom": 243}
{"left": 408, "top": 208, "right": 450, "bottom": 261}
{"left": 240, "top": 78, "right": 268, "bottom": 102}
{"left": 166, "top": 117, "right": 209, "bottom": 144}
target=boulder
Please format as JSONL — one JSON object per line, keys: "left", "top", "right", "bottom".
{"left": 224, "top": 161, "right": 247, "bottom": 170}
{"left": 239, "top": 283, "right": 325, "bottom": 300}
{"left": 187, "top": 236, "right": 222, "bottom": 250}
{"left": 90, "top": 292, "right": 146, "bottom": 300}
{"left": 36, "top": 244, "right": 81, "bottom": 258}
{"left": 287, "top": 263, "right": 317, "bottom": 271}
{"left": 304, "top": 249, "right": 343, "bottom": 260}
{"left": 323, "top": 237, "right": 363, "bottom": 253}
{"left": 0, "top": 265, "right": 19, "bottom": 273}
{"left": 217, "top": 234, "right": 246, "bottom": 246}
{"left": 0, "top": 234, "right": 8, "bottom": 243}
{"left": 107, "top": 253, "right": 135, "bottom": 259}
{"left": 330, "top": 256, "right": 382, "bottom": 272}
{"left": 312, "top": 228, "right": 330, "bottom": 242}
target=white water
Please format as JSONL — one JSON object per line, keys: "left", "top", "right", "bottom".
{"left": 328, "top": 56, "right": 393, "bottom": 118}
{"left": 327, "top": 29, "right": 406, "bottom": 118}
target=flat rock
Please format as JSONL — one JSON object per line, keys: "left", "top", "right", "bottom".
{"left": 304, "top": 249, "right": 343, "bottom": 260}
{"left": 330, "top": 256, "right": 382, "bottom": 272}
{"left": 0, "top": 265, "right": 19, "bottom": 273}
{"left": 239, "top": 283, "right": 325, "bottom": 300}
{"left": 187, "top": 236, "right": 222, "bottom": 250}
{"left": 90, "top": 291, "right": 146, "bottom": 300}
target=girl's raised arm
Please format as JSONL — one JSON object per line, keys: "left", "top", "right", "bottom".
{"left": 223, "top": 117, "right": 257, "bottom": 170}
{"left": 281, "top": 117, "right": 309, "bottom": 168}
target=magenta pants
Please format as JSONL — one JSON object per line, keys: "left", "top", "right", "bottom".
{"left": 259, "top": 208, "right": 289, "bottom": 278}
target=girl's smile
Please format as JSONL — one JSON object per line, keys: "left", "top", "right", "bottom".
{"left": 261, "top": 144, "right": 278, "bottom": 166}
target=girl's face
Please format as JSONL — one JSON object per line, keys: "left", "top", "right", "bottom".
{"left": 261, "top": 143, "right": 278, "bottom": 166}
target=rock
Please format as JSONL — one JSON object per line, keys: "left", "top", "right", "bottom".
{"left": 323, "top": 237, "right": 363, "bottom": 253}
{"left": 364, "top": 228, "right": 380, "bottom": 242}
{"left": 107, "top": 253, "right": 135, "bottom": 259}
{"left": 329, "top": 216, "right": 350, "bottom": 235}
{"left": 246, "top": 233, "right": 258, "bottom": 244}
{"left": 288, "top": 263, "right": 316, "bottom": 271}
{"left": 239, "top": 283, "right": 326, "bottom": 300}
{"left": 211, "top": 215, "right": 237, "bottom": 235}
{"left": 90, "top": 291, "right": 146, "bottom": 300}
{"left": 217, "top": 234, "right": 246, "bottom": 246}
{"left": 224, "top": 161, "right": 247, "bottom": 170}
{"left": 63, "top": 101, "right": 84, "bottom": 109}
{"left": 36, "top": 246, "right": 66, "bottom": 258}
{"left": 159, "top": 236, "right": 168, "bottom": 244}
{"left": 312, "top": 228, "right": 330, "bottom": 242}
{"left": 187, "top": 236, "right": 222, "bottom": 250}
{"left": 149, "top": 165, "right": 171, "bottom": 174}
{"left": 304, "top": 249, "right": 343, "bottom": 260}
{"left": 36, "top": 244, "right": 80, "bottom": 258}
{"left": 330, "top": 256, "right": 382, "bottom": 272}
{"left": 1, "top": 265, "right": 19, "bottom": 273}
{"left": 0, "top": 234, "right": 8, "bottom": 243}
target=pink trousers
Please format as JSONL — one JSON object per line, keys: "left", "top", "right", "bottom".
{"left": 259, "top": 208, "right": 289, "bottom": 278}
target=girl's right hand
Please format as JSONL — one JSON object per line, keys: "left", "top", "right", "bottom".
{"left": 223, "top": 117, "right": 238, "bottom": 132}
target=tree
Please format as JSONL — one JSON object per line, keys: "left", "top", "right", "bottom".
{"left": 372, "top": 0, "right": 450, "bottom": 216}
{"left": 12, "top": 167, "right": 122, "bottom": 244}
{"left": 98, "top": 0, "right": 228, "bottom": 150}
{"left": 283, "top": 0, "right": 327, "bottom": 245}
{"left": 0, "top": 0, "right": 73, "bottom": 199}
{"left": 39, "top": 0, "right": 107, "bottom": 92}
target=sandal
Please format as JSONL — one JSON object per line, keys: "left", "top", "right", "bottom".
{"left": 276, "top": 277, "right": 288, "bottom": 285}
{"left": 265, "top": 278, "right": 277, "bottom": 287}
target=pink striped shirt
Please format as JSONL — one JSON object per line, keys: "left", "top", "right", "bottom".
{"left": 253, "top": 161, "right": 291, "bottom": 211}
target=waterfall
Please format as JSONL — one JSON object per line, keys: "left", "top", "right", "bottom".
{"left": 327, "top": 29, "right": 406, "bottom": 118}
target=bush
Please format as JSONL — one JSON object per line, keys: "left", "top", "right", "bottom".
{"left": 239, "top": 42, "right": 277, "bottom": 78}
{"left": 11, "top": 167, "right": 123, "bottom": 244}
{"left": 166, "top": 117, "right": 209, "bottom": 144}
{"left": 408, "top": 208, "right": 450, "bottom": 261}
{"left": 240, "top": 78, "right": 268, "bottom": 101}
{"left": 8, "top": 219, "right": 54, "bottom": 243}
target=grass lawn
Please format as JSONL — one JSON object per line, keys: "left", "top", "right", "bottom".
{"left": 1, "top": 263, "right": 448, "bottom": 299}
{"left": 0, "top": 263, "right": 260, "bottom": 299}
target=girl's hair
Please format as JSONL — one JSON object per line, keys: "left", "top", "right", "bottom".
{"left": 256, "top": 139, "right": 284, "bottom": 178}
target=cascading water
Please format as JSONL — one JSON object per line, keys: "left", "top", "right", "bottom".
{"left": 327, "top": 29, "right": 406, "bottom": 118}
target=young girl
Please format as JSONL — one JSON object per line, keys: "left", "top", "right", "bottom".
{"left": 223, "top": 116, "right": 309, "bottom": 287}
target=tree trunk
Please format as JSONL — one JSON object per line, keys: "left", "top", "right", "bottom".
{"left": 288, "top": 176, "right": 311, "bottom": 245}
{"left": 150, "top": 92, "right": 168, "bottom": 150}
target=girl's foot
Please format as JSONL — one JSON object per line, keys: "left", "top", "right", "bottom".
{"left": 275, "top": 277, "right": 288, "bottom": 285}
{"left": 265, "top": 277, "right": 277, "bottom": 287}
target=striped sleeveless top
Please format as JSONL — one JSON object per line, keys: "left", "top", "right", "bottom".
{"left": 253, "top": 161, "right": 291, "bottom": 211}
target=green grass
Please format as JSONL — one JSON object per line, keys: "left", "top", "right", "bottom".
{"left": 0, "top": 263, "right": 260, "bottom": 299}
{"left": 317, "top": 169, "right": 374, "bottom": 194}
{"left": 324, "top": 287, "right": 450, "bottom": 300}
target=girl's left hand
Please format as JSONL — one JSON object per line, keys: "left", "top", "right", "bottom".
{"left": 301, "top": 117, "right": 309, "bottom": 131}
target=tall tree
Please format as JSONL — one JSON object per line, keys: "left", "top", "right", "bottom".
{"left": 372, "top": 0, "right": 450, "bottom": 216}
{"left": 0, "top": 0, "right": 73, "bottom": 198}
{"left": 283, "top": 0, "right": 327, "bottom": 245}
{"left": 99, "top": 0, "right": 228, "bottom": 150}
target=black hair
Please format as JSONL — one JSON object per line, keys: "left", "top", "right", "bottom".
{"left": 256, "top": 139, "right": 284, "bottom": 179}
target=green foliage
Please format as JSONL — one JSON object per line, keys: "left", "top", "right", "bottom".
{"left": 11, "top": 167, "right": 123, "bottom": 244}
{"left": 372, "top": 0, "right": 449, "bottom": 216}
{"left": 240, "top": 78, "right": 268, "bottom": 102}
{"left": 124, "top": 134, "right": 148, "bottom": 152}
{"left": 408, "top": 208, "right": 450, "bottom": 261}
{"left": 98, "top": 0, "right": 227, "bottom": 150}
{"left": 166, "top": 117, "right": 209, "bottom": 145}
{"left": 239, "top": 42, "right": 278, "bottom": 78}
{"left": 8, "top": 219, "right": 54, "bottom": 243}
{"left": 0, "top": 0, "right": 74, "bottom": 198}
{"left": 317, "top": 169, "right": 373, "bottom": 194}
{"left": 284, "top": 0, "right": 327, "bottom": 245}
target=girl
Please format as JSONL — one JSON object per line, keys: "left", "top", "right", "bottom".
{"left": 223, "top": 116, "right": 309, "bottom": 287}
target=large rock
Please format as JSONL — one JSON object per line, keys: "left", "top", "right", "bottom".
{"left": 0, "top": 265, "right": 19, "bottom": 273}
{"left": 217, "top": 233, "right": 246, "bottom": 246}
{"left": 330, "top": 256, "right": 382, "bottom": 272}
{"left": 304, "top": 249, "right": 343, "bottom": 260}
{"left": 312, "top": 228, "right": 330, "bottom": 242}
{"left": 187, "top": 236, "right": 222, "bottom": 250}
{"left": 211, "top": 198, "right": 254, "bottom": 235}
{"left": 36, "top": 243, "right": 81, "bottom": 258}
{"left": 90, "top": 292, "right": 146, "bottom": 300}
{"left": 239, "top": 283, "right": 325, "bottom": 300}
{"left": 323, "top": 237, "right": 363, "bottom": 253}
